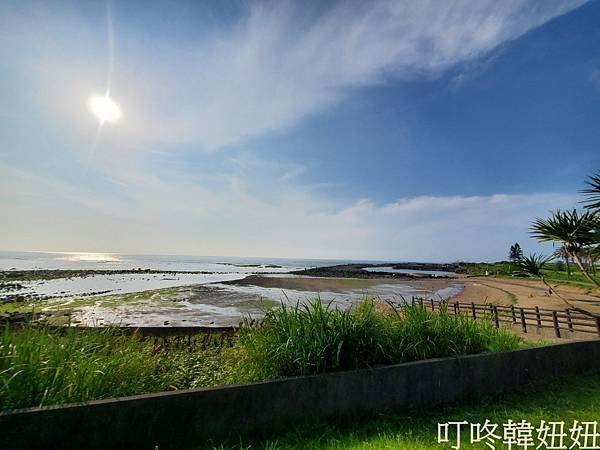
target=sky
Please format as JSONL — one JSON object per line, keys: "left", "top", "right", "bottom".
{"left": 1, "top": 0, "right": 599, "bottom": 262}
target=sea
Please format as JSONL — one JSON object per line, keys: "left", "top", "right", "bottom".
{"left": 0, "top": 250, "right": 360, "bottom": 273}
{"left": 0, "top": 251, "right": 462, "bottom": 327}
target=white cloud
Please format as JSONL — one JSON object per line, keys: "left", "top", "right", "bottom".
{"left": 0, "top": 0, "right": 587, "bottom": 152}
{"left": 0, "top": 162, "right": 578, "bottom": 261}
{"left": 0, "top": 1, "right": 588, "bottom": 260}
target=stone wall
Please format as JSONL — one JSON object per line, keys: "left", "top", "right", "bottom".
{"left": 1, "top": 340, "right": 599, "bottom": 449}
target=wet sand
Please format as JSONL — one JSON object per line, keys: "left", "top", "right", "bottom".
{"left": 12, "top": 266, "right": 599, "bottom": 328}
{"left": 1, "top": 271, "right": 463, "bottom": 327}
{"left": 235, "top": 274, "right": 600, "bottom": 316}
{"left": 225, "top": 274, "right": 457, "bottom": 295}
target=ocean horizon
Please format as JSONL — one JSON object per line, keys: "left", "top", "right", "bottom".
{"left": 0, "top": 250, "right": 413, "bottom": 272}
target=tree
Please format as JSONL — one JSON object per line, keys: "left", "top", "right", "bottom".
{"left": 518, "top": 253, "right": 599, "bottom": 318}
{"left": 509, "top": 243, "right": 523, "bottom": 262}
{"left": 581, "top": 246, "right": 599, "bottom": 277}
{"left": 581, "top": 171, "right": 600, "bottom": 277}
{"left": 556, "top": 245, "right": 572, "bottom": 277}
{"left": 530, "top": 209, "right": 600, "bottom": 287}
{"left": 522, "top": 171, "right": 600, "bottom": 318}
{"left": 581, "top": 171, "right": 600, "bottom": 213}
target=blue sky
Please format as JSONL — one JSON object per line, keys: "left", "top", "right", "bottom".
{"left": 1, "top": 0, "right": 599, "bottom": 261}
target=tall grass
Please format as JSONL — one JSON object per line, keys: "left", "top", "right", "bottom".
{"left": 0, "top": 326, "right": 230, "bottom": 411}
{"left": 238, "top": 298, "right": 520, "bottom": 379}
{"left": 1, "top": 298, "right": 522, "bottom": 411}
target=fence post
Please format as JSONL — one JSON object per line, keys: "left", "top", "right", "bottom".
{"left": 520, "top": 308, "right": 527, "bottom": 333}
{"left": 453, "top": 302, "right": 458, "bottom": 315}
{"left": 493, "top": 305, "right": 500, "bottom": 328}
{"left": 596, "top": 317, "right": 600, "bottom": 337}
{"left": 430, "top": 298, "right": 435, "bottom": 311}
{"left": 419, "top": 298, "right": 424, "bottom": 308}
{"left": 471, "top": 302, "right": 477, "bottom": 320}
{"left": 535, "top": 306, "right": 542, "bottom": 328}
{"left": 511, "top": 305, "right": 517, "bottom": 324}
{"left": 552, "top": 311, "right": 561, "bottom": 338}
{"left": 566, "top": 309, "right": 574, "bottom": 332}
{"left": 456, "top": 301, "right": 460, "bottom": 314}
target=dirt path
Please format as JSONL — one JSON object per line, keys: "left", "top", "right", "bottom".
{"left": 451, "top": 276, "right": 600, "bottom": 315}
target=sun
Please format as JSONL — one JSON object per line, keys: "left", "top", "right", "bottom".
{"left": 88, "top": 94, "right": 122, "bottom": 123}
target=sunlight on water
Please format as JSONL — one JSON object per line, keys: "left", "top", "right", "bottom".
{"left": 0, "top": 251, "right": 465, "bottom": 327}
{"left": 55, "top": 252, "right": 122, "bottom": 263}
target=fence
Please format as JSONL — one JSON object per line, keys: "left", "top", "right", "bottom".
{"left": 46, "top": 300, "right": 600, "bottom": 340}
{"left": 419, "top": 298, "right": 600, "bottom": 338}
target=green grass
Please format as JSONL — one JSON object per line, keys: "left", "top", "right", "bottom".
{"left": 459, "top": 261, "right": 600, "bottom": 290}
{"left": 208, "top": 371, "right": 600, "bottom": 449}
{"left": 0, "top": 325, "right": 234, "bottom": 411}
{"left": 236, "top": 299, "right": 520, "bottom": 379}
{"left": 459, "top": 261, "right": 516, "bottom": 277}
{"left": 1, "top": 299, "right": 521, "bottom": 411}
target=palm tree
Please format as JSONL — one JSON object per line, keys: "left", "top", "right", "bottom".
{"left": 582, "top": 171, "right": 600, "bottom": 213}
{"left": 518, "top": 253, "right": 599, "bottom": 318}
{"left": 581, "top": 246, "right": 599, "bottom": 277}
{"left": 556, "top": 245, "right": 572, "bottom": 278}
{"left": 530, "top": 209, "right": 600, "bottom": 287}
{"left": 581, "top": 171, "right": 600, "bottom": 276}
{"left": 517, "top": 253, "right": 548, "bottom": 279}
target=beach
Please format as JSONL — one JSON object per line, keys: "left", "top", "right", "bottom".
{"left": 0, "top": 253, "right": 464, "bottom": 327}
{"left": 453, "top": 276, "right": 600, "bottom": 315}
{"left": 224, "top": 273, "right": 457, "bottom": 294}
{"left": 3, "top": 252, "right": 600, "bottom": 327}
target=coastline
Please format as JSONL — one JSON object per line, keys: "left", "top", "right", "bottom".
{"left": 4, "top": 264, "right": 599, "bottom": 326}
{"left": 225, "top": 273, "right": 458, "bottom": 296}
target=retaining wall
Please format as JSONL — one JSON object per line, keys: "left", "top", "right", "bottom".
{"left": 1, "top": 340, "right": 600, "bottom": 449}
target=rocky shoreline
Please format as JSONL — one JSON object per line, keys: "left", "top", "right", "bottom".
{"left": 0, "top": 263, "right": 460, "bottom": 305}
{"left": 0, "top": 268, "right": 235, "bottom": 283}
{"left": 290, "top": 263, "right": 459, "bottom": 279}
{"left": 1, "top": 262, "right": 459, "bottom": 284}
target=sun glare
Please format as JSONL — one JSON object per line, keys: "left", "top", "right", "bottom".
{"left": 88, "top": 94, "right": 122, "bottom": 123}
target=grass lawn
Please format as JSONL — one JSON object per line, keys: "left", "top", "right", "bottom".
{"left": 212, "top": 371, "right": 600, "bottom": 449}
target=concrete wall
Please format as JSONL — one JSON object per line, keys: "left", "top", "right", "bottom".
{"left": 1, "top": 340, "right": 600, "bottom": 450}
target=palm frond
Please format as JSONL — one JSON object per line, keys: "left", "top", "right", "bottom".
{"left": 581, "top": 171, "right": 600, "bottom": 212}
{"left": 517, "top": 253, "right": 549, "bottom": 278}
{"left": 530, "top": 209, "right": 598, "bottom": 251}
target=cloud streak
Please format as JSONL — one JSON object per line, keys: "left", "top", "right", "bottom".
{"left": 0, "top": 1, "right": 589, "bottom": 260}
{"left": 0, "top": 0, "right": 587, "bottom": 152}
{"left": 0, "top": 162, "right": 578, "bottom": 260}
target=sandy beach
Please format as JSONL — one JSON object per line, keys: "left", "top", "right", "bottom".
{"left": 231, "top": 274, "right": 600, "bottom": 315}
{"left": 450, "top": 276, "right": 600, "bottom": 315}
